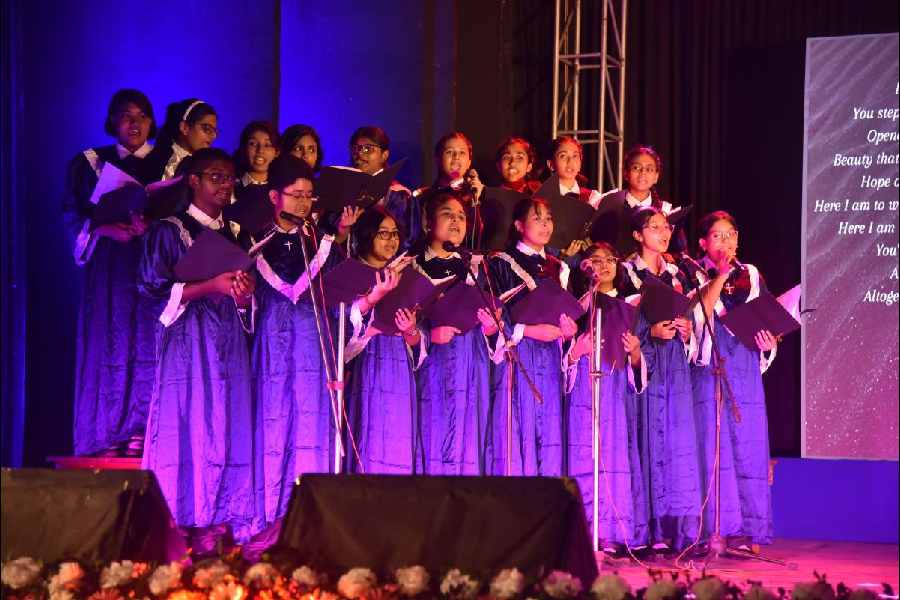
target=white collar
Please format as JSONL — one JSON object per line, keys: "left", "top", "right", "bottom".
{"left": 559, "top": 180, "right": 580, "bottom": 196}
{"left": 241, "top": 172, "right": 267, "bottom": 187}
{"left": 604, "top": 288, "right": 619, "bottom": 297}
{"left": 116, "top": 142, "right": 152, "bottom": 159}
{"left": 516, "top": 240, "right": 546, "bottom": 259}
{"left": 625, "top": 191, "right": 653, "bottom": 208}
{"left": 423, "top": 245, "right": 460, "bottom": 261}
{"left": 171, "top": 142, "right": 191, "bottom": 160}
{"left": 187, "top": 203, "right": 225, "bottom": 230}
{"left": 632, "top": 252, "right": 670, "bottom": 276}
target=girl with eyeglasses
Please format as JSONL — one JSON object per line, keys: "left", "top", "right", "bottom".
{"left": 413, "top": 189, "right": 498, "bottom": 475}
{"left": 621, "top": 206, "right": 702, "bottom": 554}
{"left": 487, "top": 197, "right": 579, "bottom": 476}
{"left": 138, "top": 147, "right": 260, "bottom": 552}
{"left": 65, "top": 88, "right": 164, "bottom": 459}
{"left": 347, "top": 126, "right": 413, "bottom": 249}
{"left": 564, "top": 242, "right": 649, "bottom": 555}
{"left": 344, "top": 206, "right": 425, "bottom": 474}
{"left": 151, "top": 98, "right": 218, "bottom": 181}
{"left": 249, "top": 155, "right": 360, "bottom": 530}
{"left": 690, "top": 210, "right": 777, "bottom": 550}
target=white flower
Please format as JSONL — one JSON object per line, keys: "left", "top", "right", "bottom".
{"left": 243, "top": 562, "right": 279, "bottom": 588}
{"left": 336, "top": 567, "right": 377, "bottom": 599}
{"left": 691, "top": 578, "right": 726, "bottom": 600}
{"left": 542, "top": 571, "right": 583, "bottom": 599}
{"left": 48, "top": 562, "right": 85, "bottom": 596}
{"left": 591, "top": 574, "right": 631, "bottom": 600}
{"left": 148, "top": 562, "right": 183, "bottom": 596}
{"left": 291, "top": 566, "right": 321, "bottom": 588}
{"left": 192, "top": 561, "right": 231, "bottom": 589}
{"left": 395, "top": 565, "right": 429, "bottom": 597}
{"left": 489, "top": 568, "right": 525, "bottom": 599}
{"left": 100, "top": 561, "right": 137, "bottom": 588}
{"left": 439, "top": 569, "right": 479, "bottom": 599}
{"left": 1, "top": 557, "right": 42, "bottom": 590}
{"left": 645, "top": 580, "right": 679, "bottom": 600}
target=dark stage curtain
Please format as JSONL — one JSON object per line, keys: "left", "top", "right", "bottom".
{"left": 462, "top": 0, "right": 898, "bottom": 456}
{"left": 1, "top": 0, "right": 26, "bottom": 467}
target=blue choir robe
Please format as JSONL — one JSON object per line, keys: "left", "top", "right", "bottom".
{"left": 565, "top": 289, "right": 650, "bottom": 546}
{"left": 487, "top": 242, "right": 570, "bottom": 477}
{"left": 690, "top": 259, "right": 776, "bottom": 544}
{"left": 414, "top": 249, "right": 492, "bottom": 475}
{"left": 251, "top": 227, "right": 344, "bottom": 525}
{"left": 621, "top": 254, "right": 702, "bottom": 550}
{"left": 66, "top": 143, "right": 162, "bottom": 455}
{"left": 343, "top": 259, "right": 428, "bottom": 475}
{"left": 138, "top": 206, "right": 259, "bottom": 542}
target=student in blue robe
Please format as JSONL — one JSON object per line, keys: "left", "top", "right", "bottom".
{"left": 487, "top": 197, "right": 578, "bottom": 476}
{"left": 233, "top": 121, "right": 279, "bottom": 205}
{"left": 620, "top": 206, "right": 702, "bottom": 553}
{"left": 413, "top": 188, "right": 497, "bottom": 475}
{"left": 690, "top": 211, "right": 777, "bottom": 547}
{"left": 250, "top": 155, "right": 359, "bottom": 526}
{"left": 150, "top": 98, "right": 218, "bottom": 182}
{"left": 281, "top": 123, "right": 324, "bottom": 173}
{"left": 66, "top": 88, "right": 163, "bottom": 457}
{"left": 344, "top": 206, "right": 425, "bottom": 474}
{"left": 410, "top": 132, "right": 486, "bottom": 249}
{"left": 348, "top": 125, "right": 413, "bottom": 248}
{"left": 565, "top": 242, "right": 649, "bottom": 554}
{"left": 138, "top": 148, "right": 259, "bottom": 550}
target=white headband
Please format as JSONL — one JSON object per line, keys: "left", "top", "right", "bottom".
{"left": 182, "top": 100, "right": 205, "bottom": 122}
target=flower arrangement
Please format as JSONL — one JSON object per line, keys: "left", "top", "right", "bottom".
{"left": 1, "top": 556, "right": 892, "bottom": 600}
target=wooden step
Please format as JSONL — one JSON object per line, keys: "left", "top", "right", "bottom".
{"left": 47, "top": 456, "right": 142, "bottom": 471}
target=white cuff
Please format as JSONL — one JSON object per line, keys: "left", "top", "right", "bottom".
{"left": 626, "top": 351, "right": 649, "bottom": 393}
{"left": 236, "top": 294, "right": 257, "bottom": 334}
{"left": 407, "top": 326, "right": 428, "bottom": 371}
{"left": 562, "top": 340, "right": 580, "bottom": 394}
{"left": 73, "top": 220, "right": 98, "bottom": 266}
{"left": 760, "top": 344, "right": 777, "bottom": 374}
{"left": 159, "top": 282, "right": 187, "bottom": 327}
{"left": 510, "top": 323, "right": 526, "bottom": 346}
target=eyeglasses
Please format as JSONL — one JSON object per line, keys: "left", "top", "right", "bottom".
{"left": 351, "top": 143, "right": 382, "bottom": 156}
{"left": 197, "top": 123, "right": 218, "bottom": 136}
{"left": 200, "top": 171, "right": 236, "bottom": 185}
{"left": 709, "top": 229, "right": 738, "bottom": 242}
{"left": 374, "top": 230, "right": 400, "bottom": 241}
{"left": 644, "top": 224, "right": 673, "bottom": 234}
{"left": 629, "top": 164, "right": 658, "bottom": 175}
{"left": 283, "top": 190, "right": 318, "bottom": 201}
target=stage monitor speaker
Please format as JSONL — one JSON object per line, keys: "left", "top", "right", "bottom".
{"left": 274, "top": 474, "right": 597, "bottom": 587}
{"left": 1, "top": 469, "right": 185, "bottom": 562}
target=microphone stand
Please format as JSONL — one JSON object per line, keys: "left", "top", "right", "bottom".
{"left": 289, "top": 214, "right": 346, "bottom": 474}
{"left": 459, "top": 249, "right": 545, "bottom": 476}
{"left": 588, "top": 288, "right": 605, "bottom": 553}
{"left": 693, "top": 275, "right": 791, "bottom": 569}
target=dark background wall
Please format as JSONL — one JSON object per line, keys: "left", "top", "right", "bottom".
{"left": 2, "top": 0, "right": 897, "bottom": 466}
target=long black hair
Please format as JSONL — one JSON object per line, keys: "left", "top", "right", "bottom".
{"left": 157, "top": 98, "right": 217, "bottom": 148}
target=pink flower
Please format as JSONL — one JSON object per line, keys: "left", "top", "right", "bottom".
{"left": 1, "top": 558, "right": 42, "bottom": 590}
{"left": 542, "top": 571, "right": 582, "bottom": 599}
{"left": 394, "top": 566, "right": 429, "bottom": 597}
{"left": 336, "top": 568, "right": 377, "bottom": 599}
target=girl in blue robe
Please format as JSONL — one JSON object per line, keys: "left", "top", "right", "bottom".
{"left": 690, "top": 211, "right": 777, "bottom": 546}
{"left": 250, "top": 156, "right": 357, "bottom": 526}
{"left": 487, "top": 197, "right": 578, "bottom": 477}
{"left": 344, "top": 207, "right": 426, "bottom": 474}
{"left": 565, "top": 242, "right": 649, "bottom": 553}
{"left": 66, "top": 89, "right": 163, "bottom": 457}
{"left": 138, "top": 148, "right": 259, "bottom": 546}
{"left": 413, "top": 189, "right": 496, "bottom": 475}
{"left": 621, "top": 207, "right": 701, "bottom": 553}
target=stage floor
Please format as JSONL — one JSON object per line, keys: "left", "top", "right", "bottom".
{"left": 602, "top": 539, "right": 899, "bottom": 589}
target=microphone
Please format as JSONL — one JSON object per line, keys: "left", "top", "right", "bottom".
{"left": 730, "top": 257, "right": 747, "bottom": 271}
{"left": 279, "top": 211, "right": 316, "bottom": 236}
{"left": 442, "top": 240, "right": 490, "bottom": 256}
